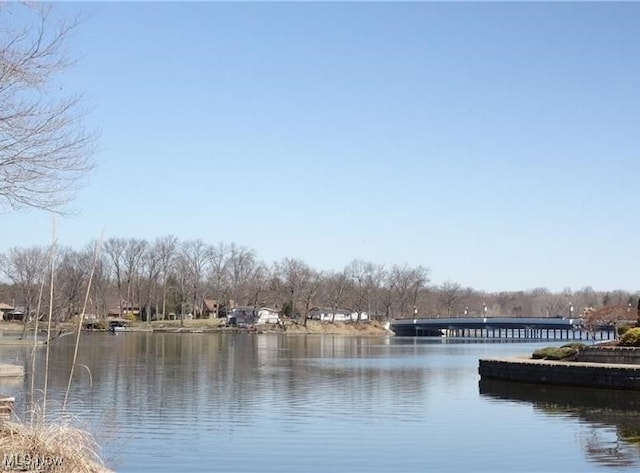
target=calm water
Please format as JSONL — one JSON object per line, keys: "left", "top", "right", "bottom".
{"left": 1, "top": 333, "right": 639, "bottom": 472}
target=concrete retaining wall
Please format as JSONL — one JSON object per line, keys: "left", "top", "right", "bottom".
{"left": 577, "top": 346, "right": 640, "bottom": 365}
{"left": 479, "top": 357, "right": 640, "bottom": 390}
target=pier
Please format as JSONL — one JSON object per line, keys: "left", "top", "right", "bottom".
{"left": 390, "top": 317, "right": 616, "bottom": 340}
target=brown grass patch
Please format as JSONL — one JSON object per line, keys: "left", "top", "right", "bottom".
{"left": 0, "top": 415, "right": 111, "bottom": 473}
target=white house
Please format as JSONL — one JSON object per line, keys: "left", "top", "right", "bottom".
{"left": 256, "top": 307, "right": 280, "bottom": 324}
{"left": 308, "top": 307, "right": 368, "bottom": 322}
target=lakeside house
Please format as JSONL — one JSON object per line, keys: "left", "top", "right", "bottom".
{"left": 0, "top": 303, "right": 14, "bottom": 320}
{"left": 227, "top": 306, "right": 255, "bottom": 327}
{"left": 203, "top": 299, "right": 220, "bottom": 318}
{"left": 4, "top": 307, "right": 25, "bottom": 321}
{"left": 227, "top": 306, "right": 281, "bottom": 326}
{"left": 308, "top": 307, "right": 369, "bottom": 322}
{"left": 256, "top": 307, "right": 280, "bottom": 324}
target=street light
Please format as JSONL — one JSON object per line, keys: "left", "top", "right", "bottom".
{"left": 464, "top": 306, "right": 468, "bottom": 317}
{"left": 569, "top": 302, "right": 574, "bottom": 319}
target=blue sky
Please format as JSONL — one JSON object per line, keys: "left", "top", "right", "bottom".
{"left": 3, "top": 2, "right": 639, "bottom": 293}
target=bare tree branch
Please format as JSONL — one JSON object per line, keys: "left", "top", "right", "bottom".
{"left": 0, "top": 4, "right": 96, "bottom": 212}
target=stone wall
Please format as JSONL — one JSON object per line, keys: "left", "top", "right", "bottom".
{"left": 479, "top": 357, "right": 640, "bottom": 390}
{"left": 577, "top": 346, "right": 640, "bottom": 364}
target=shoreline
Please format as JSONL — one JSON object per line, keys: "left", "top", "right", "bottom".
{"left": 0, "top": 319, "right": 393, "bottom": 337}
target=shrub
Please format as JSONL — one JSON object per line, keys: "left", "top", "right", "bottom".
{"left": 619, "top": 327, "right": 640, "bottom": 347}
{"left": 618, "top": 324, "right": 634, "bottom": 337}
{"left": 561, "top": 342, "right": 586, "bottom": 351}
{"left": 532, "top": 346, "right": 578, "bottom": 360}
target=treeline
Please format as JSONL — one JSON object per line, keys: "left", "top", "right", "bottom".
{"left": 0, "top": 236, "right": 637, "bottom": 322}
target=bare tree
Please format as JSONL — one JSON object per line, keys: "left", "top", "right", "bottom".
{"left": 344, "top": 259, "right": 385, "bottom": 322}
{"left": 103, "top": 237, "right": 126, "bottom": 316}
{"left": 87, "top": 243, "right": 109, "bottom": 318}
{"left": 170, "top": 253, "right": 190, "bottom": 325}
{"left": 0, "top": 245, "right": 48, "bottom": 335}
{"left": 154, "top": 235, "right": 177, "bottom": 320}
{"left": 437, "top": 281, "right": 462, "bottom": 317}
{"left": 56, "top": 246, "right": 91, "bottom": 321}
{"left": 388, "top": 264, "right": 429, "bottom": 318}
{"left": 574, "top": 286, "right": 599, "bottom": 311}
{"left": 180, "top": 239, "right": 209, "bottom": 318}
{"left": 365, "top": 264, "right": 387, "bottom": 320}
{"left": 122, "top": 238, "right": 147, "bottom": 317}
{"left": 323, "top": 271, "right": 351, "bottom": 323}
{"left": 345, "top": 260, "right": 369, "bottom": 321}
{"left": 247, "top": 263, "right": 269, "bottom": 309}
{"left": 0, "top": 4, "right": 96, "bottom": 212}
{"left": 226, "top": 244, "right": 258, "bottom": 306}
{"left": 140, "top": 244, "right": 161, "bottom": 322}
{"left": 299, "top": 269, "right": 322, "bottom": 326}
{"left": 275, "top": 258, "right": 312, "bottom": 322}
{"left": 206, "top": 242, "right": 231, "bottom": 312}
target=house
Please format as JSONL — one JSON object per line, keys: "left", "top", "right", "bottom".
{"left": 227, "top": 306, "right": 256, "bottom": 327}
{"left": 256, "top": 307, "right": 280, "bottom": 324}
{"left": 5, "top": 307, "right": 25, "bottom": 322}
{"left": 108, "top": 303, "right": 140, "bottom": 320}
{"left": 203, "top": 299, "right": 219, "bottom": 318}
{"left": 308, "top": 307, "right": 369, "bottom": 322}
{"left": 0, "top": 303, "right": 14, "bottom": 321}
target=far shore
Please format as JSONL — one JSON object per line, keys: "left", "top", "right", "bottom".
{"left": 0, "top": 318, "right": 393, "bottom": 337}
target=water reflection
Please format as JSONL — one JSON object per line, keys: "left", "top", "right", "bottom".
{"left": 0, "top": 334, "right": 435, "bottom": 472}
{"left": 3, "top": 335, "right": 638, "bottom": 472}
{"left": 479, "top": 379, "right": 640, "bottom": 468}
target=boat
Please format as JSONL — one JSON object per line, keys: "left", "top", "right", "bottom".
{"left": 108, "top": 318, "right": 130, "bottom": 333}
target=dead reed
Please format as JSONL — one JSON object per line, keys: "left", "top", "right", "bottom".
{"left": 0, "top": 410, "right": 111, "bottom": 472}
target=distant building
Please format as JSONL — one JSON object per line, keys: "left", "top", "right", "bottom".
{"left": 5, "top": 307, "right": 25, "bottom": 322}
{"left": 203, "top": 299, "right": 220, "bottom": 318}
{"left": 0, "top": 303, "right": 14, "bottom": 321}
{"left": 256, "top": 307, "right": 280, "bottom": 324}
{"left": 308, "top": 307, "right": 368, "bottom": 322}
{"left": 227, "top": 306, "right": 256, "bottom": 327}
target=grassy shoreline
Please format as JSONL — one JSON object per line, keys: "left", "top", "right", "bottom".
{"left": 0, "top": 319, "right": 393, "bottom": 337}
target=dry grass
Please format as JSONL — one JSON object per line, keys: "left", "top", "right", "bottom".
{"left": 280, "top": 319, "right": 392, "bottom": 335}
{"left": 0, "top": 413, "right": 111, "bottom": 473}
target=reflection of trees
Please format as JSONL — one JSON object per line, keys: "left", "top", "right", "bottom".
{"left": 580, "top": 428, "right": 638, "bottom": 468}
{"left": 479, "top": 379, "right": 640, "bottom": 468}
{"left": 4, "top": 333, "right": 427, "bottom": 432}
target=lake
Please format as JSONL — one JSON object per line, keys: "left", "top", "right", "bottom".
{"left": 1, "top": 333, "right": 639, "bottom": 472}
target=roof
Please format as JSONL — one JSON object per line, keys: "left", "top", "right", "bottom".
{"left": 0, "top": 303, "right": 14, "bottom": 311}
{"left": 203, "top": 299, "right": 218, "bottom": 310}
{"left": 308, "top": 307, "right": 351, "bottom": 314}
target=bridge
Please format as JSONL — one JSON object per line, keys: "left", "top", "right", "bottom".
{"left": 389, "top": 317, "right": 616, "bottom": 340}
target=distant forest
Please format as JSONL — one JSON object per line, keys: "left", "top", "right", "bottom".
{"left": 0, "top": 236, "right": 637, "bottom": 322}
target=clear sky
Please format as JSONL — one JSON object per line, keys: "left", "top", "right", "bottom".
{"left": 3, "top": 2, "right": 639, "bottom": 293}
